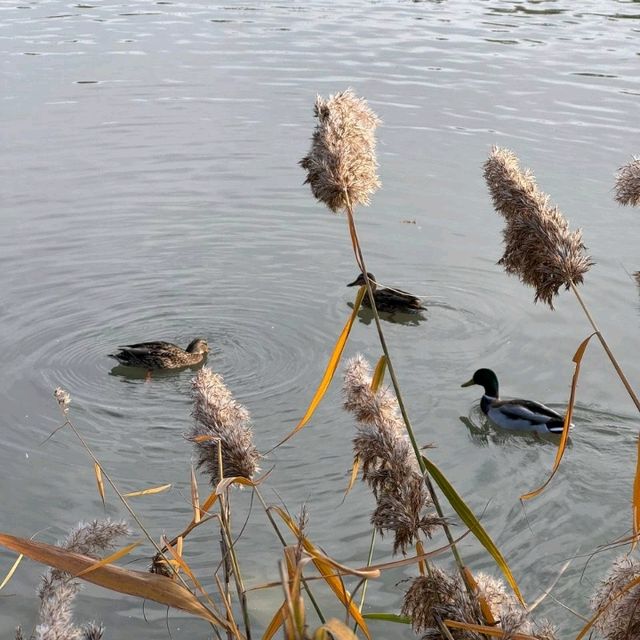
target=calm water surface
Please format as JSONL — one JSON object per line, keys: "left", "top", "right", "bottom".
{"left": 2, "top": 0, "right": 640, "bottom": 636}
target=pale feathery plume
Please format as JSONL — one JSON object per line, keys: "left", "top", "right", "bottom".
{"left": 484, "top": 147, "right": 593, "bottom": 309}
{"left": 300, "top": 89, "right": 381, "bottom": 213}
{"left": 634, "top": 271, "right": 640, "bottom": 287}
{"left": 590, "top": 554, "right": 640, "bottom": 640}
{"left": 615, "top": 157, "right": 640, "bottom": 206}
{"left": 53, "top": 387, "right": 70, "bottom": 415}
{"left": 188, "top": 367, "right": 260, "bottom": 486}
{"left": 343, "top": 355, "right": 442, "bottom": 554}
{"left": 401, "top": 569, "right": 556, "bottom": 640}
{"left": 30, "top": 519, "right": 129, "bottom": 640}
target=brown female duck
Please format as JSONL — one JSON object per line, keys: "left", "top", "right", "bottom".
{"left": 347, "top": 272, "right": 425, "bottom": 313}
{"left": 109, "top": 338, "right": 209, "bottom": 370}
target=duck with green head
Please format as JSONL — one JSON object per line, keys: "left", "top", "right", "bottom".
{"left": 347, "top": 272, "right": 425, "bottom": 313}
{"left": 109, "top": 338, "right": 209, "bottom": 370}
{"left": 461, "top": 368, "right": 571, "bottom": 434}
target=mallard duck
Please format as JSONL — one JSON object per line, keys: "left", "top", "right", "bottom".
{"left": 347, "top": 272, "right": 425, "bottom": 313}
{"left": 109, "top": 338, "right": 209, "bottom": 370}
{"left": 461, "top": 368, "right": 571, "bottom": 434}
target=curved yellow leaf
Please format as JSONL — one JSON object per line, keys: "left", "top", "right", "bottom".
{"left": 444, "top": 620, "right": 537, "bottom": 639}
{"left": 94, "top": 463, "right": 105, "bottom": 507}
{"left": 343, "top": 456, "right": 360, "bottom": 500}
{"left": 123, "top": 483, "right": 172, "bottom": 498}
{"left": 370, "top": 355, "right": 387, "bottom": 392}
{"left": 633, "top": 433, "right": 640, "bottom": 551}
{"left": 0, "top": 553, "right": 23, "bottom": 591}
{"left": 521, "top": 333, "right": 595, "bottom": 501}
{"left": 271, "top": 286, "right": 366, "bottom": 450}
{"left": 75, "top": 542, "right": 141, "bottom": 578}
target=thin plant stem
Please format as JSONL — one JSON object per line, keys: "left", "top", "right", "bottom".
{"left": 570, "top": 281, "right": 640, "bottom": 413}
{"left": 353, "top": 528, "right": 377, "bottom": 634}
{"left": 343, "top": 198, "right": 466, "bottom": 573}
{"left": 60, "top": 415, "right": 226, "bottom": 627}
{"left": 253, "top": 487, "right": 325, "bottom": 624}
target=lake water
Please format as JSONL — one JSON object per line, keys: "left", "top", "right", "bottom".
{"left": 2, "top": 0, "right": 640, "bottom": 637}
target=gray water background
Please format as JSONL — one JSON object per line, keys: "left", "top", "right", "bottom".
{"left": 2, "top": 0, "right": 640, "bottom": 636}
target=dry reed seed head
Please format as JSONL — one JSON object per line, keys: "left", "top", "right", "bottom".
{"left": 615, "top": 157, "right": 640, "bottom": 206}
{"left": 54, "top": 387, "right": 70, "bottom": 414}
{"left": 81, "top": 624, "right": 104, "bottom": 640}
{"left": 401, "top": 570, "right": 482, "bottom": 639}
{"left": 634, "top": 271, "right": 640, "bottom": 286}
{"left": 484, "top": 146, "right": 593, "bottom": 309}
{"left": 36, "top": 520, "right": 129, "bottom": 640}
{"left": 189, "top": 367, "right": 260, "bottom": 486}
{"left": 300, "top": 89, "right": 381, "bottom": 212}
{"left": 591, "top": 554, "right": 640, "bottom": 640}
{"left": 474, "top": 572, "right": 532, "bottom": 636}
{"left": 532, "top": 621, "right": 558, "bottom": 640}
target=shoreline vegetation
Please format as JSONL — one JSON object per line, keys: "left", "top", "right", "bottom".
{"left": 3, "top": 91, "right": 640, "bottom": 640}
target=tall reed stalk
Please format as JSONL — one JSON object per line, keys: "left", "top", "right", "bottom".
{"left": 484, "top": 147, "right": 640, "bottom": 414}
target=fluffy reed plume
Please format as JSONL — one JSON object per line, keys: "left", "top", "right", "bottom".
{"left": 590, "top": 554, "right": 640, "bottom": 640}
{"left": 299, "top": 89, "right": 381, "bottom": 212}
{"left": 189, "top": 366, "right": 260, "bottom": 486}
{"left": 53, "top": 387, "right": 70, "bottom": 414}
{"left": 634, "top": 271, "right": 640, "bottom": 286}
{"left": 401, "top": 569, "right": 555, "bottom": 640}
{"left": 484, "top": 147, "right": 593, "bottom": 308}
{"left": 614, "top": 157, "right": 640, "bottom": 206}
{"left": 17, "top": 519, "right": 129, "bottom": 640}
{"left": 343, "top": 355, "right": 442, "bottom": 554}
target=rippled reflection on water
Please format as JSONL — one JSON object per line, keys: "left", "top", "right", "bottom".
{"left": 2, "top": 1, "right": 640, "bottom": 636}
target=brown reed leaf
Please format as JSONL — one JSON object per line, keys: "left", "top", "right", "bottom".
{"left": 633, "top": 435, "right": 640, "bottom": 551}
{"left": 0, "top": 531, "right": 225, "bottom": 626}
{"left": 484, "top": 147, "right": 593, "bottom": 309}
{"left": 300, "top": 89, "right": 381, "bottom": 213}
{"left": 615, "top": 157, "right": 640, "bottom": 206}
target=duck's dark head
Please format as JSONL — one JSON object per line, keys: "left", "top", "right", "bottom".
{"left": 347, "top": 272, "right": 377, "bottom": 290}
{"left": 461, "top": 368, "right": 499, "bottom": 398}
{"left": 187, "top": 338, "right": 209, "bottom": 355}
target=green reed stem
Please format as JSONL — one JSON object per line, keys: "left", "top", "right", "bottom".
{"left": 353, "top": 528, "right": 377, "bottom": 634}
{"left": 343, "top": 200, "right": 466, "bottom": 573}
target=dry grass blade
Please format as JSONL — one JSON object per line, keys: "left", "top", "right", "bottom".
{"left": 94, "top": 462, "right": 105, "bottom": 507}
{"left": 123, "top": 483, "right": 172, "bottom": 498}
{"left": 75, "top": 541, "right": 141, "bottom": 577}
{"left": 304, "top": 549, "right": 380, "bottom": 579}
{"left": 215, "top": 469, "right": 273, "bottom": 494}
{"left": 462, "top": 566, "right": 497, "bottom": 625}
{"left": 190, "top": 466, "right": 201, "bottom": 523}
{"left": 0, "top": 531, "right": 227, "bottom": 627}
{"left": 370, "top": 355, "right": 387, "bottom": 392}
{"left": 262, "top": 603, "right": 287, "bottom": 640}
{"left": 416, "top": 541, "right": 426, "bottom": 576}
{"left": 270, "top": 506, "right": 372, "bottom": 639}
{"left": 271, "top": 286, "right": 365, "bottom": 450}
{"left": 633, "top": 434, "right": 640, "bottom": 551}
{"left": 161, "top": 534, "right": 207, "bottom": 596}
{"left": 444, "top": 620, "right": 538, "bottom": 639}
{"left": 521, "top": 333, "right": 595, "bottom": 501}
{"left": 343, "top": 456, "right": 360, "bottom": 499}
{"left": 0, "top": 553, "right": 23, "bottom": 590}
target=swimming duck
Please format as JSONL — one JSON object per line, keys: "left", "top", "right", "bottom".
{"left": 347, "top": 272, "right": 425, "bottom": 313}
{"left": 461, "top": 368, "right": 570, "bottom": 434}
{"left": 109, "top": 338, "right": 209, "bottom": 370}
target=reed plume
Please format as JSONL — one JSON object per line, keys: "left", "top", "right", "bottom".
{"left": 401, "top": 569, "right": 556, "bottom": 640}
{"left": 590, "top": 554, "right": 640, "bottom": 640}
{"left": 54, "top": 387, "right": 70, "bottom": 415}
{"left": 343, "top": 355, "right": 442, "bottom": 554}
{"left": 299, "top": 89, "right": 380, "bottom": 212}
{"left": 614, "top": 157, "right": 640, "bottom": 207}
{"left": 189, "top": 366, "right": 260, "bottom": 486}
{"left": 484, "top": 146, "right": 593, "bottom": 309}
{"left": 19, "top": 519, "right": 129, "bottom": 640}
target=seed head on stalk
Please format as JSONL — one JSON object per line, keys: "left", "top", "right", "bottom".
{"left": 614, "top": 157, "right": 640, "bottom": 207}
{"left": 300, "top": 89, "right": 381, "bottom": 213}
{"left": 189, "top": 367, "right": 260, "bottom": 486}
{"left": 484, "top": 147, "right": 593, "bottom": 309}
